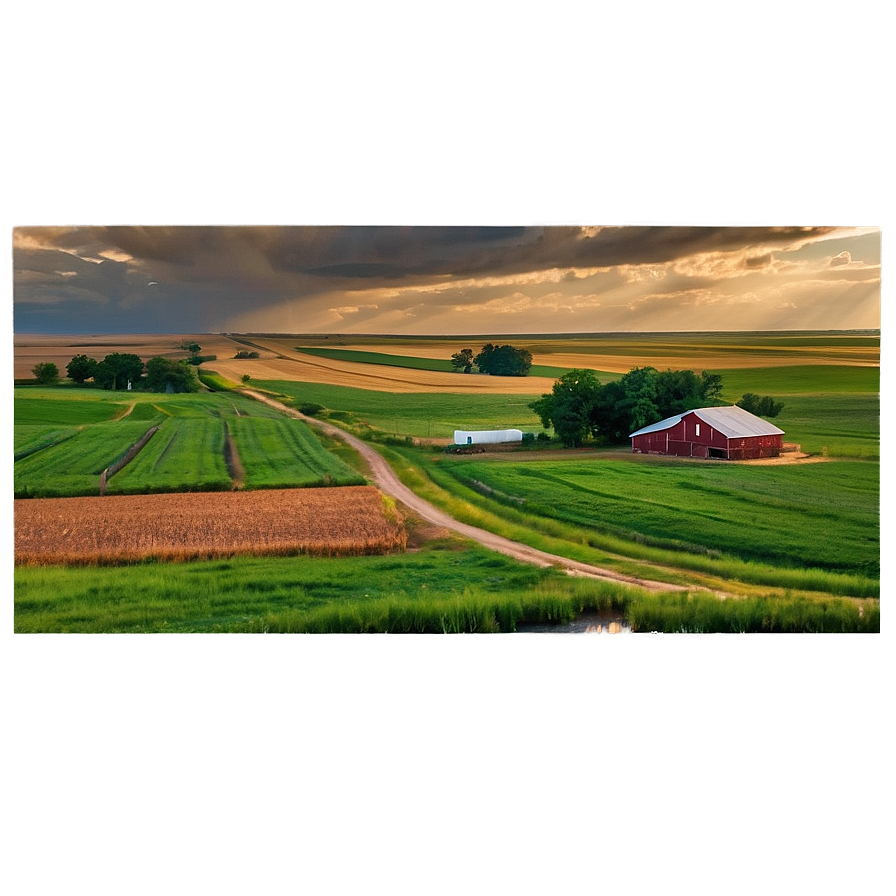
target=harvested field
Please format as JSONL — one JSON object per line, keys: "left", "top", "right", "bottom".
{"left": 14, "top": 486, "right": 406, "bottom": 565}
{"left": 210, "top": 354, "right": 558, "bottom": 394}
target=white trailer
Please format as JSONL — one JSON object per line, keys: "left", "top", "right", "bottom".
{"left": 454, "top": 429, "right": 524, "bottom": 445}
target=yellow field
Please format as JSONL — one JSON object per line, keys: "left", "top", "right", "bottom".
{"left": 14, "top": 485, "right": 406, "bottom": 564}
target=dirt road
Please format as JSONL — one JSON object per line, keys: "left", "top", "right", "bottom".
{"left": 242, "top": 389, "right": 685, "bottom": 593}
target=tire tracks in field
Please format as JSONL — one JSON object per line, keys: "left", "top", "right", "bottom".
{"left": 240, "top": 389, "right": 687, "bottom": 593}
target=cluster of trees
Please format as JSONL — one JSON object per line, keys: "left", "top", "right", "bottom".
{"left": 30, "top": 352, "right": 199, "bottom": 393}
{"left": 529, "top": 367, "right": 725, "bottom": 447}
{"left": 450, "top": 343, "right": 533, "bottom": 377}
{"left": 530, "top": 366, "right": 787, "bottom": 447}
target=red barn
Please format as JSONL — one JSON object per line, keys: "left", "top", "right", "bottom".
{"left": 630, "top": 405, "right": 784, "bottom": 460}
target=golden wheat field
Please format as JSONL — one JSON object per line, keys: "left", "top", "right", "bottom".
{"left": 14, "top": 486, "right": 406, "bottom": 565}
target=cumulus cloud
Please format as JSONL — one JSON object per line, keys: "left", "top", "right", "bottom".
{"left": 829, "top": 251, "right": 851, "bottom": 267}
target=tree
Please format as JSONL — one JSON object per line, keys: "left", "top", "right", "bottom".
{"left": 66, "top": 354, "right": 98, "bottom": 384}
{"left": 529, "top": 369, "right": 603, "bottom": 447}
{"left": 474, "top": 343, "right": 533, "bottom": 376}
{"left": 179, "top": 340, "right": 202, "bottom": 355}
{"left": 93, "top": 353, "right": 144, "bottom": 390}
{"left": 144, "top": 357, "right": 199, "bottom": 393}
{"left": 737, "top": 393, "right": 784, "bottom": 418}
{"left": 450, "top": 348, "right": 475, "bottom": 373}
{"left": 32, "top": 362, "right": 59, "bottom": 384}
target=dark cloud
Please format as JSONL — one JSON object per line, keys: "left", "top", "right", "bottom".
{"left": 12, "top": 224, "right": 866, "bottom": 333}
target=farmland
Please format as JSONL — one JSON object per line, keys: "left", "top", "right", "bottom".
{"left": 13, "top": 387, "right": 364, "bottom": 497}
{"left": 12, "top": 330, "right": 880, "bottom": 632}
{"left": 15, "top": 486, "right": 405, "bottom": 566}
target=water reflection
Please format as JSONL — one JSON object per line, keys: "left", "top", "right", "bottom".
{"left": 515, "top": 612, "right": 632, "bottom": 634}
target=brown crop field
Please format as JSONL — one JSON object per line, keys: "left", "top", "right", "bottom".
{"left": 14, "top": 485, "right": 406, "bottom": 565}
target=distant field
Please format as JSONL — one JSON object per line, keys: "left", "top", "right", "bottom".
{"left": 255, "top": 379, "right": 545, "bottom": 438}
{"left": 295, "top": 346, "right": 575, "bottom": 379}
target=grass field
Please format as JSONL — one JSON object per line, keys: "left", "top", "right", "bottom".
{"left": 433, "top": 456, "right": 879, "bottom": 577}
{"left": 256, "top": 379, "right": 546, "bottom": 438}
{"left": 13, "top": 386, "right": 365, "bottom": 496}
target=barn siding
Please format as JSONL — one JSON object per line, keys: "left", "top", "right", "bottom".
{"left": 631, "top": 410, "right": 782, "bottom": 459}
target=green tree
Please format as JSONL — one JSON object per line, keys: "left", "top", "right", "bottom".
{"left": 32, "top": 362, "right": 59, "bottom": 384}
{"left": 474, "top": 343, "right": 533, "bottom": 376}
{"left": 179, "top": 340, "right": 202, "bottom": 355}
{"left": 529, "top": 369, "right": 603, "bottom": 447}
{"left": 144, "top": 357, "right": 199, "bottom": 393}
{"left": 93, "top": 353, "right": 145, "bottom": 390}
{"left": 450, "top": 348, "right": 475, "bottom": 373}
{"left": 65, "top": 354, "right": 98, "bottom": 384}
{"left": 738, "top": 393, "right": 784, "bottom": 418}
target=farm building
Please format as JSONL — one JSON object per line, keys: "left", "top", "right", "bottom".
{"left": 454, "top": 428, "right": 524, "bottom": 445}
{"left": 630, "top": 406, "right": 784, "bottom": 460}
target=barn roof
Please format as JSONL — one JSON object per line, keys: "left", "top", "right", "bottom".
{"left": 629, "top": 405, "right": 784, "bottom": 439}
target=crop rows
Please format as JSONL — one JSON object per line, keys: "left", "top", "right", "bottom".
{"left": 14, "top": 486, "right": 406, "bottom": 565}
{"left": 14, "top": 419, "right": 167, "bottom": 497}
{"left": 107, "top": 417, "right": 231, "bottom": 493}
{"left": 227, "top": 416, "right": 364, "bottom": 488}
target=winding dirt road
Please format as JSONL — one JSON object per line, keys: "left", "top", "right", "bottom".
{"left": 242, "top": 389, "right": 685, "bottom": 593}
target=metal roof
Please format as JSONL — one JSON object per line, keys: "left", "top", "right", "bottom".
{"left": 630, "top": 405, "right": 784, "bottom": 439}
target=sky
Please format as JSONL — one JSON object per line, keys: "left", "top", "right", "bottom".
{"left": 12, "top": 224, "right": 881, "bottom": 335}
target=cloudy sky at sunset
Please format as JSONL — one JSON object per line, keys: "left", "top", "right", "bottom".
{"left": 13, "top": 225, "right": 880, "bottom": 335}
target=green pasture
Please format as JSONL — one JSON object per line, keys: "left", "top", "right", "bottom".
{"left": 227, "top": 416, "right": 364, "bottom": 488}
{"left": 256, "top": 379, "right": 546, "bottom": 438}
{"left": 718, "top": 365, "right": 878, "bottom": 396}
{"left": 435, "top": 456, "right": 879, "bottom": 578}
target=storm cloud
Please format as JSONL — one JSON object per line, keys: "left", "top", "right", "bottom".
{"left": 12, "top": 225, "right": 880, "bottom": 334}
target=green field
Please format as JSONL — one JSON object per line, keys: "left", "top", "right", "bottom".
{"left": 13, "top": 386, "right": 365, "bottom": 496}
{"left": 257, "top": 379, "right": 546, "bottom": 438}
{"left": 227, "top": 416, "right": 365, "bottom": 488}
{"left": 433, "top": 456, "right": 879, "bottom": 577}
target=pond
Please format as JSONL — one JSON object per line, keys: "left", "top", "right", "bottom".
{"left": 515, "top": 611, "right": 632, "bottom": 634}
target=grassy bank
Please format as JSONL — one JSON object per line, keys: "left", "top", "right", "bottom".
{"left": 14, "top": 537, "right": 878, "bottom": 633}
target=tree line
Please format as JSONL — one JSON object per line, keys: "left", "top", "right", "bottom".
{"left": 529, "top": 366, "right": 783, "bottom": 448}
{"left": 30, "top": 340, "right": 210, "bottom": 393}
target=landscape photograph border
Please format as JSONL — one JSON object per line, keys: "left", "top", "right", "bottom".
{"left": 3, "top": 4, "right": 890, "bottom": 895}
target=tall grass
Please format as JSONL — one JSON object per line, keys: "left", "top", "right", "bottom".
{"left": 627, "top": 592, "right": 880, "bottom": 633}
{"left": 380, "top": 445, "right": 880, "bottom": 598}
